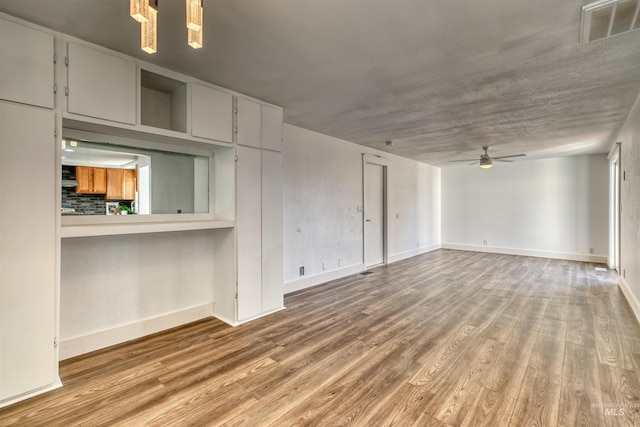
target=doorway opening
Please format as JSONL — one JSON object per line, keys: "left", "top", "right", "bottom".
{"left": 363, "top": 154, "right": 389, "bottom": 268}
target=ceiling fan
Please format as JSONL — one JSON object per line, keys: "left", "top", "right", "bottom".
{"left": 449, "top": 146, "right": 526, "bottom": 169}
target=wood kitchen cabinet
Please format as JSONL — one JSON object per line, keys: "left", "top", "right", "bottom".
{"left": 105, "top": 168, "right": 136, "bottom": 200}
{"left": 75, "top": 166, "right": 106, "bottom": 194}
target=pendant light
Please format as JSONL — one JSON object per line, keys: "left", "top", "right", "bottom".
{"left": 132, "top": 0, "right": 204, "bottom": 53}
{"left": 186, "top": 0, "right": 203, "bottom": 31}
{"left": 186, "top": 0, "right": 203, "bottom": 49}
{"left": 188, "top": 27, "right": 203, "bottom": 49}
{"left": 130, "top": 0, "right": 149, "bottom": 23}
{"left": 141, "top": 0, "right": 158, "bottom": 54}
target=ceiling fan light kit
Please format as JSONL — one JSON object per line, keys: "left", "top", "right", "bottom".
{"left": 449, "top": 146, "right": 526, "bottom": 169}
{"left": 479, "top": 157, "right": 493, "bottom": 169}
{"left": 130, "top": 0, "right": 204, "bottom": 54}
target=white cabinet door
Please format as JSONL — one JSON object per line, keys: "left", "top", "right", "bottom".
{"left": 67, "top": 42, "right": 136, "bottom": 125}
{"left": 261, "top": 150, "right": 284, "bottom": 312}
{"left": 0, "top": 18, "right": 54, "bottom": 109}
{"left": 0, "top": 103, "right": 57, "bottom": 402}
{"left": 261, "top": 105, "right": 283, "bottom": 152}
{"left": 236, "top": 146, "right": 263, "bottom": 321}
{"left": 192, "top": 84, "right": 233, "bottom": 143}
{"left": 236, "top": 98, "right": 261, "bottom": 148}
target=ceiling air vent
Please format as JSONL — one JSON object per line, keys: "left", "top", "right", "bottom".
{"left": 580, "top": 0, "right": 640, "bottom": 43}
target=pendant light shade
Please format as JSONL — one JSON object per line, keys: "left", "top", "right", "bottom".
{"left": 141, "top": 0, "right": 158, "bottom": 54}
{"left": 188, "top": 27, "right": 203, "bottom": 49}
{"left": 130, "top": 0, "right": 149, "bottom": 23}
{"left": 186, "top": 0, "right": 203, "bottom": 31}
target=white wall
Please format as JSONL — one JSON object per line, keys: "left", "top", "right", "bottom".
{"left": 617, "top": 95, "right": 640, "bottom": 321}
{"left": 441, "top": 154, "right": 608, "bottom": 262}
{"left": 283, "top": 125, "right": 441, "bottom": 293}
{"left": 151, "top": 152, "right": 195, "bottom": 214}
{"left": 60, "top": 230, "right": 215, "bottom": 358}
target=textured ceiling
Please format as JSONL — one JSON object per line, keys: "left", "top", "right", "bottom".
{"left": 2, "top": 0, "right": 639, "bottom": 166}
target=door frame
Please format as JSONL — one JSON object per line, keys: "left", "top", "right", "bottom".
{"left": 608, "top": 142, "right": 621, "bottom": 272}
{"left": 362, "top": 154, "right": 389, "bottom": 267}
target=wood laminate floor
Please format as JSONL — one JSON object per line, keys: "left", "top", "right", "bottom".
{"left": 2, "top": 249, "right": 640, "bottom": 426}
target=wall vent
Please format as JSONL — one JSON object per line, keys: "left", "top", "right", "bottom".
{"left": 580, "top": 0, "right": 640, "bottom": 43}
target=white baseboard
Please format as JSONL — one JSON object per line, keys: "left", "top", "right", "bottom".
{"left": 388, "top": 243, "right": 442, "bottom": 263}
{"left": 285, "top": 263, "right": 366, "bottom": 294}
{"left": 220, "top": 305, "right": 286, "bottom": 326}
{"left": 285, "top": 245, "right": 444, "bottom": 295}
{"left": 0, "top": 378, "right": 63, "bottom": 409}
{"left": 59, "top": 303, "right": 213, "bottom": 360}
{"left": 441, "top": 243, "right": 607, "bottom": 264}
{"left": 618, "top": 276, "right": 640, "bottom": 325}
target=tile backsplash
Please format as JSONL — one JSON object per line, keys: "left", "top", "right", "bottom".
{"left": 61, "top": 166, "right": 106, "bottom": 215}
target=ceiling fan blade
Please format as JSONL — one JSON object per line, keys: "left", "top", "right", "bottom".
{"left": 495, "top": 159, "right": 514, "bottom": 162}
{"left": 449, "top": 158, "right": 478, "bottom": 162}
{"left": 492, "top": 154, "right": 526, "bottom": 160}
{"left": 468, "top": 161, "right": 479, "bottom": 165}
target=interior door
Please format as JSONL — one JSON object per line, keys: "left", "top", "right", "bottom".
{"left": 364, "top": 162, "right": 385, "bottom": 267}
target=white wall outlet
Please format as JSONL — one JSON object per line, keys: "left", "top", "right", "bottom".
{"left": 482, "top": 240, "right": 488, "bottom": 246}
{"left": 338, "top": 258, "right": 342, "bottom": 267}
{"left": 322, "top": 262, "right": 326, "bottom": 270}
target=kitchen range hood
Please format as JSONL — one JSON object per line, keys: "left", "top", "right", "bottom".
{"left": 61, "top": 179, "right": 79, "bottom": 187}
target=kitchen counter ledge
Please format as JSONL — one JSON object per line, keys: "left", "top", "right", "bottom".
{"left": 61, "top": 219, "right": 234, "bottom": 238}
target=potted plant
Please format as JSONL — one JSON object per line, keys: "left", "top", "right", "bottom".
{"left": 118, "top": 205, "right": 132, "bottom": 215}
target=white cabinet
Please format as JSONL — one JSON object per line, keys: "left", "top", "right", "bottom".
{"left": 235, "top": 98, "right": 283, "bottom": 152}
{"left": 66, "top": 42, "right": 136, "bottom": 125}
{"left": 235, "top": 146, "right": 284, "bottom": 322}
{"left": 261, "top": 105, "right": 284, "bottom": 152}
{"left": 235, "top": 98, "right": 262, "bottom": 148}
{"left": 234, "top": 97, "right": 284, "bottom": 322}
{"left": 0, "top": 102, "right": 58, "bottom": 404}
{"left": 236, "top": 146, "right": 263, "bottom": 321}
{"left": 192, "top": 83, "right": 233, "bottom": 143}
{"left": 0, "top": 17, "right": 54, "bottom": 109}
{"left": 261, "top": 150, "right": 284, "bottom": 312}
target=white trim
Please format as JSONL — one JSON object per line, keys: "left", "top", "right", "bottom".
{"left": 61, "top": 219, "right": 234, "bottom": 238}
{"left": 388, "top": 243, "right": 442, "bottom": 263}
{"left": 608, "top": 141, "right": 621, "bottom": 160}
{"left": 363, "top": 155, "right": 389, "bottom": 267}
{"left": 59, "top": 303, "right": 213, "bottom": 360}
{"left": 442, "top": 243, "right": 607, "bottom": 264}
{"left": 284, "top": 263, "right": 366, "bottom": 294}
{"left": 0, "top": 379, "right": 63, "bottom": 409}
{"left": 363, "top": 153, "right": 390, "bottom": 166}
{"left": 618, "top": 276, "right": 640, "bottom": 325}
{"left": 220, "top": 306, "right": 287, "bottom": 327}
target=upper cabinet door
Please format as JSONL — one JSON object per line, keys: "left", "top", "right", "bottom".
{"left": 67, "top": 42, "right": 136, "bottom": 125}
{"left": 235, "top": 98, "right": 261, "bottom": 148}
{"left": 191, "top": 84, "right": 233, "bottom": 143}
{"left": 0, "top": 18, "right": 54, "bottom": 109}
{"left": 261, "top": 105, "right": 283, "bottom": 152}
